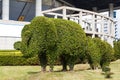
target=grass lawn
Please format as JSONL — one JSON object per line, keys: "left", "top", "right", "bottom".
{"left": 0, "top": 60, "right": 120, "bottom": 80}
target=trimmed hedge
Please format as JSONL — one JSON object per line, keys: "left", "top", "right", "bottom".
{"left": 21, "top": 16, "right": 86, "bottom": 71}
{"left": 86, "top": 37, "right": 100, "bottom": 69}
{"left": 0, "top": 50, "right": 20, "bottom": 52}
{"left": 0, "top": 50, "right": 39, "bottom": 66}
{"left": 0, "top": 51, "right": 22, "bottom": 56}
{"left": 114, "top": 41, "right": 120, "bottom": 59}
{"left": 0, "top": 56, "right": 39, "bottom": 66}
{"left": 92, "top": 38, "right": 114, "bottom": 69}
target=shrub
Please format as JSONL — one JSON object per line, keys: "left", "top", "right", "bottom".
{"left": 21, "top": 16, "right": 86, "bottom": 71}
{"left": 21, "top": 17, "right": 57, "bottom": 71}
{"left": 14, "top": 41, "right": 21, "bottom": 50}
{"left": 0, "top": 50, "right": 39, "bottom": 66}
{"left": 93, "top": 38, "right": 113, "bottom": 69}
{"left": 102, "top": 66, "right": 113, "bottom": 78}
{"left": 114, "top": 41, "right": 120, "bottom": 59}
{"left": 86, "top": 37, "right": 100, "bottom": 69}
{"left": 0, "top": 56, "right": 39, "bottom": 66}
{"left": 52, "top": 18, "right": 86, "bottom": 71}
{"left": 0, "top": 50, "right": 22, "bottom": 56}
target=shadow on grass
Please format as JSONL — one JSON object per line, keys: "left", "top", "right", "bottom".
{"left": 27, "top": 71, "right": 52, "bottom": 75}
{"left": 54, "top": 68, "right": 89, "bottom": 72}
{"left": 74, "top": 68, "right": 90, "bottom": 72}
{"left": 27, "top": 71, "right": 41, "bottom": 74}
{"left": 101, "top": 72, "right": 114, "bottom": 79}
{"left": 27, "top": 67, "right": 90, "bottom": 74}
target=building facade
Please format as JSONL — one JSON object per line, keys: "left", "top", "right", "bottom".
{"left": 0, "top": 0, "right": 116, "bottom": 49}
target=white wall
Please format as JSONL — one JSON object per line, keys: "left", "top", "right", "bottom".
{"left": 0, "top": 24, "right": 24, "bottom": 37}
{"left": 115, "top": 10, "right": 120, "bottom": 39}
{"left": 0, "top": 37, "right": 21, "bottom": 50}
{"left": 0, "top": 23, "right": 24, "bottom": 50}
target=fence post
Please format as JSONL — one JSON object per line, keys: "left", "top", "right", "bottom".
{"left": 92, "top": 14, "right": 95, "bottom": 38}
{"left": 79, "top": 11, "right": 83, "bottom": 25}
{"left": 63, "top": 7, "right": 67, "bottom": 19}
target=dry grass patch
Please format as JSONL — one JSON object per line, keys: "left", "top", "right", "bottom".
{"left": 1, "top": 60, "right": 120, "bottom": 80}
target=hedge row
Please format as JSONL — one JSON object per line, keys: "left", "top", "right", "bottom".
{"left": 0, "top": 50, "right": 19, "bottom": 52}
{"left": 0, "top": 49, "right": 75, "bottom": 66}
{"left": 0, "top": 56, "right": 39, "bottom": 66}
{"left": 0, "top": 50, "right": 61, "bottom": 66}
{"left": 0, "top": 50, "right": 22, "bottom": 56}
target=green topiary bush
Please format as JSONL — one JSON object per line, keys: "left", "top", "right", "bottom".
{"left": 53, "top": 18, "right": 86, "bottom": 71}
{"left": 86, "top": 37, "right": 100, "bottom": 70}
{"left": 114, "top": 41, "right": 120, "bottom": 59}
{"left": 0, "top": 56, "right": 39, "bottom": 66}
{"left": 92, "top": 38, "right": 114, "bottom": 69}
{"left": 21, "top": 17, "right": 58, "bottom": 71}
{"left": 0, "top": 50, "right": 39, "bottom": 66}
{"left": 14, "top": 41, "right": 21, "bottom": 50}
{"left": 102, "top": 66, "right": 113, "bottom": 78}
{"left": 21, "top": 16, "right": 86, "bottom": 71}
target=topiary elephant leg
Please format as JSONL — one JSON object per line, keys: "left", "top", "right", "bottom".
{"left": 41, "top": 66, "right": 47, "bottom": 72}
{"left": 61, "top": 55, "right": 67, "bottom": 71}
{"left": 69, "top": 64, "right": 74, "bottom": 71}
{"left": 48, "top": 59, "right": 54, "bottom": 72}
{"left": 38, "top": 53, "right": 47, "bottom": 72}
{"left": 68, "top": 56, "right": 76, "bottom": 71}
{"left": 62, "top": 61, "right": 67, "bottom": 71}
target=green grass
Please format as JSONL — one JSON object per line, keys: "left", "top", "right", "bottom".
{"left": 0, "top": 60, "right": 120, "bottom": 80}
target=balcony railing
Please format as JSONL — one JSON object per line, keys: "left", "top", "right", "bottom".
{"left": 41, "top": 6, "right": 115, "bottom": 45}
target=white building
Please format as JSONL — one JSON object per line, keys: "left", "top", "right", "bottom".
{"left": 0, "top": 0, "right": 119, "bottom": 49}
